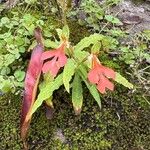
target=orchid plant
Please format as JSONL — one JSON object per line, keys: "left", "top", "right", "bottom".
{"left": 21, "top": 26, "right": 133, "bottom": 149}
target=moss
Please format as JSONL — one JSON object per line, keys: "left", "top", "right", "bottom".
{"left": 0, "top": 87, "right": 150, "bottom": 150}
{"left": 0, "top": 94, "right": 23, "bottom": 149}
{"left": 68, "top": 20, "right": 90, "bottom": 44}
{"left": 27, "top": 89, "right": 111, "bottom": 150}
{"left": 131, "top": 0, "right": 145, "bottom": 5}
{"left": 104, "top": 89, "right": 150, "bottom": 150}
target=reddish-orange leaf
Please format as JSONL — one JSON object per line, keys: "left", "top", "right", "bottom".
{"left": 41, "top": 42, "right": 67, "bottom": 77}
{"left": 88, "top": 54, "right": 116, "bottom": 94}
{"left": 21, "top": 28, "right": 44, "bottom": 146}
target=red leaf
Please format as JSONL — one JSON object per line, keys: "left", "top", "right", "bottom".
{"left": 20, "top": 28, "right": 44, "bottom": 145}
{"left": 87, "top": 68, "right": 99, "bottom": 84}
{"left": 41, "top": 42, "right": 67, "bottom": 77}
{"left": 88, "top": 54, "right": 116, "bottom": 94}
{"left": 97, "top": 74, "right": 114, "bottom": 94}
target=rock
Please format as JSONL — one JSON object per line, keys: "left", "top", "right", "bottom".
{"left": 121, "top": 14, "right": 142, "bottom": 25}
{"left": 110, "top": 0, "right": 150, "bottom": 34}
{"left": 54, "top": 129, "right": 66, "bottom": 143}
{"left": 0, "top": 0, "right": 19, "bottom": 10}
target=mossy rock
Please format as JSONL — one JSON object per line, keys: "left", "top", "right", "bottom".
{"left": 0, "top": 88, "right": 150, "bottom": 150}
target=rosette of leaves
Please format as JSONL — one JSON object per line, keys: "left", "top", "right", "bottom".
{"left": 21, "top": 26, "right": 133, "bottom": 149}
{"left": 25, "top": 25, "right": 133, "bottom": 117}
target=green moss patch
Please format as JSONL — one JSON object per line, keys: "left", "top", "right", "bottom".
{"left": 0, "top": 88, "right": 149, "bottom": 149}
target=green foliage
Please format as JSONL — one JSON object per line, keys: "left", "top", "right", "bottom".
{"left": 0, "top": 12, "right": 36, "bottom": 92}
{"left": 142, "top": 29, "right": 150, "bottom": 40}
{"left": 68, "top": 0, "right": 148, "bottom": 98}
{"left": 80, "top": 0, "right": 104, "bottom": 28}
{"left": 105, "top": 15, "right": 122, "bottom": 24}
{"left": 91, "top": 42, "right": 101, "bottom": 54}
{"left": 74, "top": 34, "right": 103, "bottom": 52}
{"left": 74, "top": 33, "right": 118, "bottom": 53}
{"left": 31, "top": 73, "right": 63, "bottom": 116}
{"left": 115, "top": 72, "right": 133, "bottom": 89}
{"left": 1, "top": 1, "right": 149, "bottom": 149}
{"left": 72, "top": 73, "right": 83, "bottom": 115}
{"left": 68, "top": 0, "right": 122, "bottom": 31}
{"left": 119, "top": 43, "right": 150, "bottom": 65}
{"left": 63, "top": 58, "right": 76, "bottom": 93}
{"left": 78, "top": 65, "right": 102, "bottom": 109}
{"left": 25, "top": 0, "right": 37, "bottom": 4}
{"left": 74, "top": 50, "right": 89, "bottom": 62}
{"left": 44, "top": 39, "right": 59, "bottom": 48}
{"left": 23, "top": 25, "right": 132, "bottom": 118}
{"left": 0, "top": 2, "right": 136, "bottom": 147}
{"left": 86, "top": 83, "right": 102, "bottom": 109}
{"left": 62, "top": 25, "right": 70, "bottom": 40}
{"left": 14, "top": 70, "right": 25, "bottom": 82}
{"left": 0, "top": 9, "right": 57, "bottom": 93}
{"left": 106, "top": 28, "right": 126, "bottom": 37}
{"left": 69, "top": 0, "right": 104, "bottom": 31}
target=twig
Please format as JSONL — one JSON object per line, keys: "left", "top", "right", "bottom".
{"left": 99, "top": 8, "right": 123, "bottom": 33}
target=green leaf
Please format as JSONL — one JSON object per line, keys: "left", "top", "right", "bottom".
{"left": 85, "top": 80, "right": 101, "bottom": 109}
{"left": 105, "top": 15, "right": 114, "bottom": 22}
{"left": 14, "top": 70, "right": 25, "bottom": 82}
{"left": 1, "top": 67, "right": 11, "bottom": 75}
{"left": 74, "top": 34, "right": 104, "bottom": 52}
{"left": 30, "top": 73, "right": 63, "bottom": 116}
{"left": 56, "top": 28, "right": 62, "bottom": 40}
{"left": 15, "top": 36, "right": 25, "bottom": 46}
{"left": 28, "top": 40, "right": 36, "bottom": 51}
{"left": 91, "top": 41, "right": 101, "bottom": 54}
{"left": 63, "top": 59, "right": 76, "bottom": 93}
{"left": 44, "top": 39, "right": 59, "bottom": 48}
{"left": 105, "top": 15, "right": 122, "bottom": 24}
{"left": 72, "top": 73, "right": 83, "bottom": 115}
{"left": 78, "top": 66, "right": 101, "bottom": 109}
{"left": 1, "top": 80, "right": 13, "bottom": 93}
{"left": 62, "top": 25, "right": 70, "bottom": 39}
{"left": 78, "top": 65, "right": 88, "bottom": 78}
{"left": 1, "top": 17, "right": 10, "bottom": 24}
{"left": 4, "top": 54, "right": 16, "bottom": 66}
{"left": 43, "top": 29, "right": 53, "bottom": 38}
{"left": 0, "top": 32, "right": 11, "bottom": 39}
{"left": 74, "top": 50, "right": 89, "bottom": 62}
{"left": 115, "top": 72, "right": 133, "bottom": 89}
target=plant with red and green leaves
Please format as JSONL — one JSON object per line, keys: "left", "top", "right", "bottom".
{"left": 21, "top": 26, "right": 133, "bottom": 148}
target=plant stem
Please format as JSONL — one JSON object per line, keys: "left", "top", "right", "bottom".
{"left": 62, "top": 0, "right": 67, "bottom": 25}
{"left": 23, "top": 3, "right": 29, "bottom": 14}
{"left": 56, "top": 0, "right": 68, "bottom": 25}
{"left": 52, "top": 0, "right": 62, "bottom": 19}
